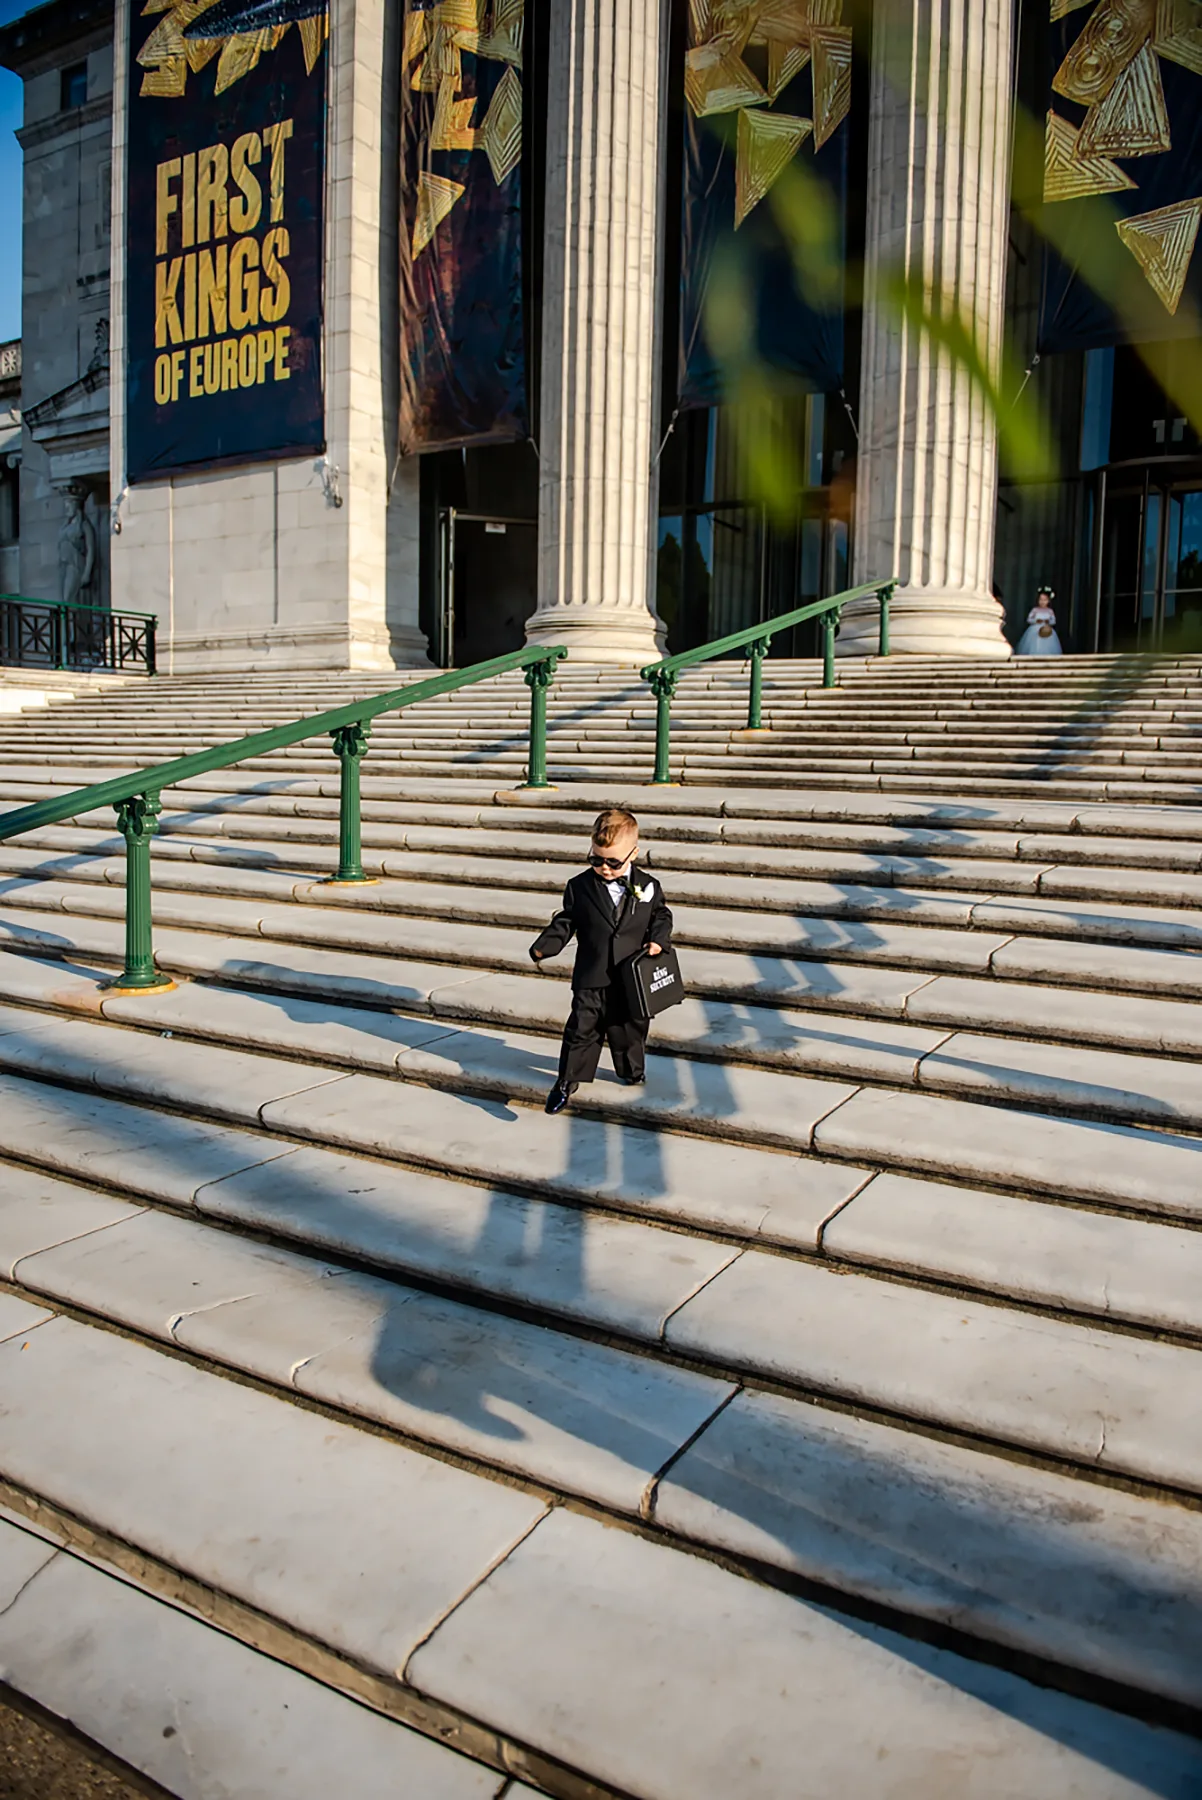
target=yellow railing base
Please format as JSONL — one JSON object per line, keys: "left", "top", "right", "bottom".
{"left": 101, "top": 976, "right": 178, "bottom": 997}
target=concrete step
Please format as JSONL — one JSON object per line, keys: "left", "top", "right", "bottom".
{"left": 6, "top": 828, "right": 1202, "bottom": 957}
{"left": 15, "top": 788, "right": 1199, "bottom": 883}
{"left": 4, "top": 746, "right": 1202, "bottom": 803}
{"left": 5, "top": 1301, "right": 1201, "bottom": 1798}
{"left": 2, "top": 1062, "right": 1200, "bottom": 1347}
{"left": 8, "top": 768, "right": 1202, "bottom": 836}
{"left": 4, "top": 655, "right": 1202, "bottom": 1763}
{"left": 5, "top": 896, "right": 1202, "bottom": 1057}
{"left": 2, "top": 973, "right": 1201, "bottom": 1226}
{"left": 4, "top": 1127, "right": 1202, "bottom": 1752}
{"left": 8, "top": 730, "right": 1202, "bottom": 776}
{"left": 0, "top": 1505, "right": 511, "bottom": 1800}
{"left": 6, "top": 856, "right": 1202, "bottom": 997}
{"left": 5, "top": 937, "right": 1202, "bottom": 1138}
{"left": 1, "top": 866, "right": 1195, "bottom": 1019}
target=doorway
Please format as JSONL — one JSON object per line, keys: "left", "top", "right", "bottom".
{"left": 1099, "top": 474, "right": 1202, "bottom": 652}
{"left": 435, "top": 509, "right": 538, "bottom": 668}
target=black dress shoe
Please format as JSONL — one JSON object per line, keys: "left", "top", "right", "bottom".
{"left": 545, "top": 1082, "right": 577, "bottom": 1114}
{"left": 618, "top": 1074, "right": 646, "bottom": 1087}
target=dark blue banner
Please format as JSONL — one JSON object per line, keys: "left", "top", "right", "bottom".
{"left": 680, "top": 6, "right": 850, "bottom": 405}
{"left": 397, "top": 0, "right": 528, "bottom": 454}
{"left": 125, "top": 0, "right": 327, "bottom": 483}
{"left": 1039, "top": 0, "right": 1202, "bottom": 353}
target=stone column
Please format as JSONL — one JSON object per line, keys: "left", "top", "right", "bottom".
{"left": 525, "top": 0, "right": 668, "bottom": 664}
{"left": 842, "top": 0, "right": 1014, "bottom": 657}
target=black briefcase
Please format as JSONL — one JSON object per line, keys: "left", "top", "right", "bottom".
{"left": 620, "top": 946, "right": 685, "bottom": 1020}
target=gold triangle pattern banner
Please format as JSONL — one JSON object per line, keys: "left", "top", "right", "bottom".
{"left": 686, "top": 0, "right": 851, "bottom": 229}
{"left": 397, "top": 0, "right": 529, "bottom": 454}
{"left": 136, "top": 0, "right": 328, "bottom": 100}
{"left": 403, "top": 0, "right": 525, "bottom": 256}
{"left": 1045, "top": 0, "right": 1202, "bottom": 316}
{"left": 680, "top": 0, "right": 850, "bottom": 403}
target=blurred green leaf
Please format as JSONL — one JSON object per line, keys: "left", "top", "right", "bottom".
{"left": 879, "top": 264, "right": 1057, "bottom": 482}
{"left": 701, "top": 243, "right": 806, "bottom": 521}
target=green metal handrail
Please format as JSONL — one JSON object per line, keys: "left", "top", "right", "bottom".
{"left": 0, "top": 592, "right": 160, "bottom": 621}
{"left": 639, "top": 577, "right": 896, "bottom": 785}
{"left": 0, "top": 643, "right": 567, "bottom": 993}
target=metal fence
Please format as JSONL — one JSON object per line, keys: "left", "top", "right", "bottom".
{"left": 0, "top": 595, "right": 157, "bottom": 675}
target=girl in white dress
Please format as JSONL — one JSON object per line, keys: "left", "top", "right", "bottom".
{"left": 1017, "top": 586, "right": 1063, "bottom": 656}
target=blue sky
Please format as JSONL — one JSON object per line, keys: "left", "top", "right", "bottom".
{"left": 0, "top": 0, "right": 32, "bottom": 344}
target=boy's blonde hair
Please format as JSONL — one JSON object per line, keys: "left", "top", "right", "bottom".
{"left": 592, "top": 808, "right": 638, "bottom": 848}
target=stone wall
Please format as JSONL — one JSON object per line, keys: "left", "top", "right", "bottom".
{"left": 12, "top": 13, "right": 113, "bottom": 608}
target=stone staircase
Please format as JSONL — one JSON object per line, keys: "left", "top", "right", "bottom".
{"left": 2, "top": 651, "right": 1202, "bottom": 796}
{"left": 0, "top": 656, "right": 1201, "bottom": 1797}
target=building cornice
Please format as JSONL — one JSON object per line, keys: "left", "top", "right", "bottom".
{"left": 17, "top": 92, "right": 112, "bottom": 151}
{"left": 24, "top": 359, "right": 109, "bottom": 433}
{"left": 0, "top": 0, "right": 113, "bottom": 79}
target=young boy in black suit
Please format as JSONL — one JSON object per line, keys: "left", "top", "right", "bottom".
{"left": 530, "top": 807, "right": 673, "bottom": 1115}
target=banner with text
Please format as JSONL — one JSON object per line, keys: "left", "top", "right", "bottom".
{"left": 397, "top": 0, "right": 528, "bottom": 455}
{"left": 1039, "top": 0, "right": 1202, "bottom": 354}
{"left": 125, "top": 0, "right": 327, "bottom": 483}
{"left": 680, "top": 1, "right": 851, "bottom": 407}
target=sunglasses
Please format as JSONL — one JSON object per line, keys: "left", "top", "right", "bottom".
{"left": 589, "top": 850, "right": 635, "bottom": 871}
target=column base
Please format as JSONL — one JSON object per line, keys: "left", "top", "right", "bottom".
{"left": 525, "top": 603, "right": 667, "bottom": 666}
{"left": 385, "top": 623, "right": 435, "bottom": 669}
{"left": 837, "top": 591, "right": 1012, "bottom": 659}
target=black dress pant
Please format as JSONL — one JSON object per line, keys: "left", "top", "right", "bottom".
{"left": 558, "top": 983, "right": 649, "bottom": 1086}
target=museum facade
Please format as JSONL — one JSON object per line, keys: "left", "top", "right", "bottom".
{"left": 2, "top": 0, "right": 1201, "bottom": 671}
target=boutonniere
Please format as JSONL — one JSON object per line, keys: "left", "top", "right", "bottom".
{"left": 631, "top": 881, "right": 654, "bottom": 904}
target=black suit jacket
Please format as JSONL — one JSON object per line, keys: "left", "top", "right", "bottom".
{"left": 530, "top": 864, "right": 673, "bottom": 990}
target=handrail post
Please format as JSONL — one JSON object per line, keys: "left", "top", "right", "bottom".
{"left": 648, "top": 668, "right": 678, "bottom": 784}
{"left": 327, "top": 720, "right": 373, "bottom": 883}
{"left": 146, "top": 615, "right": 158, "bottom": 676}
{"left": 106, "top": 792, "right": 174, "bottom": 993}
{"left": 877, "top": 581, "right": 895, "bottom": 658}
{"left": 745, "top": 635, "right": 770, "bottom": 729}
{"left": 521, "top": 651, "right": 563, "bottom": 789}
{"left": 822, "top": 607, "right": 843, "bottom": 689}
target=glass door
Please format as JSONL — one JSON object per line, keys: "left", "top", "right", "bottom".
{"left": 1098, "top": 478, "right": 1202, "bottom": 650}
{"left": 1162, "top": 489, "right": 1202, "bottom": 649}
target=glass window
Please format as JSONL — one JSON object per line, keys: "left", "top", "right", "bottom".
{"left": 806, "top": 395, "right": 825, "bottom": 488}
{"left": 1079, "top": 349, "right": 1114, "bottom": 472}
{"left": 1171, "top": 492, "right": 1202, "bottom": 597}
{"left": 60, "top": 62, "right": 88, "bottom": 111}
{"left": 1166, "top": 490, "right": 1202, "bottom": 643}
{"left": 0, "top": 474, "right": 15, "bottom": 546}
{"left": 654, "top": 396, "right": 842, "bottom": 654}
